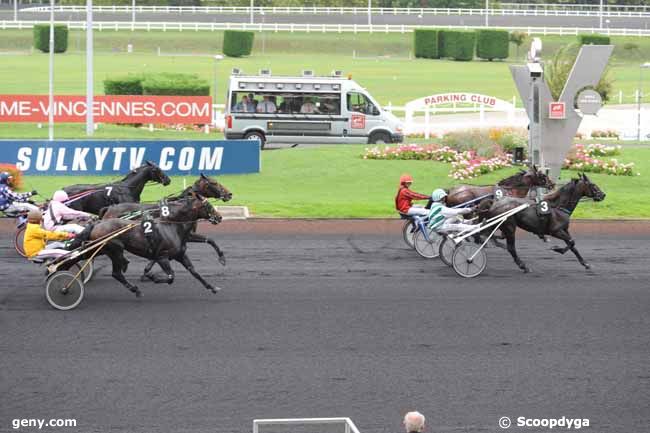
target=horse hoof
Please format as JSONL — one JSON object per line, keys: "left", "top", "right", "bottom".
{"left": 219, "top": 256, "right": 227, "bottom": 266}
{"left": 130, "top": 287, "right": 143, "bottom": 297}
{"left": 584, "top": 263, "right": 591, "bottom": 270}
{"left": 551, "top": 246, "right": 563, "bottom": 254}
{"left": 522, "top": 266, "right": 530, "bottom": 273}
{"left": 140, "top": 274, "right": 150, "bottom": 282}
{"left": 208, "top": 285, "right": 221, "bottom": 294}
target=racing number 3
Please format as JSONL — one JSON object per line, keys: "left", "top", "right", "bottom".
{"left": 539, "top": 201, "right": 550, "bottom": 214}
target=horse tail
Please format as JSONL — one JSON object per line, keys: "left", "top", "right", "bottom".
{"left": 476, "top": 199, "right": 494, "bottom": 222}
{"left": 98, "top": 206, "right": 109, "bottom": 219}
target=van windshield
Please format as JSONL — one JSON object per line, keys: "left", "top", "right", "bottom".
{"left": 230, "top": 91, "right": 341, "bottom": 115}
{"left": 347, "top": 92, "right": 379, "bottom": 116}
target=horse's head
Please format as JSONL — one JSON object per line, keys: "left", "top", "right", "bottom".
{"left": 145, "top": 161, "right": 171, "bottom": 186}
{"left": 525, "top": 165, "right": 556, "bottom": 190}
{"left": 577, "top": 173, "right": 605, "bottom": 202}
{"left": 191, "top": 193, "right": 223, "bottom": 225}
{"left": 195, "top": 173, "right": 232, "bottom": 202}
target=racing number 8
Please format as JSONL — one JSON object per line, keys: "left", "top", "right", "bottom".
{"left": 161, "top": 206, "right": 170, "bottom": 217}
{"left": 143, "top": 221, "right": 153, "bottom": 234}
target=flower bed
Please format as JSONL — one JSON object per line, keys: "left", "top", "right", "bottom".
{"left": 563, "top": 143, "right": 635, "bottom": 176}
{"left": 363, "top": 144, "right": 512, "bottom": 180}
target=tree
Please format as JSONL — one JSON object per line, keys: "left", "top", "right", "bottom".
{"left": 509, "top": 31, "right": 527, "bottom": 60}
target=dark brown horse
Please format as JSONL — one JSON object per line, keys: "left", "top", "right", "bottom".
{"left": 446, "top": 166, "right": 555, "bottom": 208}
{"left": 479, "top": 174, "right": 605, "bottom": 272}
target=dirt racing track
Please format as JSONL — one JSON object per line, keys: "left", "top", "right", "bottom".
{"left": 1, "top": 219, "right": 649, "bottom": 433}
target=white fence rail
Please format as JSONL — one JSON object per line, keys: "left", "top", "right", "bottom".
{"left": 4, "top": 20, "right": 650, "bottom": 36}
{"left": 253, "top": 418, "right": 361, "bottom": 433}
{"left": 18, "top": 5, "right": 650, "bottom": 18}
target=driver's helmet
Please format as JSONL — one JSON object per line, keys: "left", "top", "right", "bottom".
{"left": 0, "top": 172, "right": 13, "bottom": 185}
{"left": 52, "top": 190, "right": 69, "bottom": 203}
{"left": 431, "top": 189, "right": 448, "bottom": 202}
{"left": 399, "top": 174, "right": 414, "bottom": 185}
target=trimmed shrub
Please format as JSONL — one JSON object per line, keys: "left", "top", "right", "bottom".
{"left": 142, "top": 73, "right": 210, "bottom": 96}
{"left": 476, "top": 29, "right": 509, "bottom": 61}
{"left": 103, "top": 75, "right": 144, "bottom": 95}
{"left": 578, "top": 34, "right": 610, "bottom": 45}
{"left": 413, "top": 28, "right": 440, "bottom": 59}
{"left": 222, "top": 30, "right": 255, "bottom": 58}
{"left": 33, "top": 24, "right": 68, "bottom": 53}
{"left": 440, "top": 30, "right": 476, "bottom": 61}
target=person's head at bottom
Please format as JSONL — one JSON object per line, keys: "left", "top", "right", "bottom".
{"left": 403, "top": 411, "right": 425, "bottom": 433}
{"left": 28, "top": 209, "right": 42, "bottom": 224}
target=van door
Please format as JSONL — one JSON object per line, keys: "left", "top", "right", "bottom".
{"left": 346, "top": 92, "right": 382, "bottom": 143}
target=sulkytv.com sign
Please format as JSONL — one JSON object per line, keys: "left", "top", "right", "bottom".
{"left": 0, "top": 95, "right": 212, "bottom": 124}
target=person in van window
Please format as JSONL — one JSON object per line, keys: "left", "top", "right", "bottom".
{"left": 321, "top": 98, "right": 339, "bottom": 114}
{"left": 247, "top": 93, "right": 258, "bottom": 109}
{"left": 300, "top": 97, "right": 318, "bottom": 114}
{"left": 257, "top": 95, "right": 277, "bottom": 113}
{"left": 235, "top": 95, "right": 255, "bottom": 113}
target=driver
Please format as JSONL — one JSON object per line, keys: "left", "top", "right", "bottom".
{"left": 43, "top": 190, "right": 94, "bottom": 234}
{"left": 395, "top": 174, "right": 430, "bottom": 220}
{"left": 0, "top": 171, "right": 39, "bottom": 214}
{"left": 23, "top": 209, "right": 75, "bottom": 259}
{"left": 427, "top": 189, "right": 476, "bottom": 233}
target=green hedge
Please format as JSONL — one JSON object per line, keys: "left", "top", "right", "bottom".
{"left": 103, "top": 73, "right": 209, "bottom": 96}
{"left": 413, "top": 29, "right": 440, "bottom": 59}
{"left": 33, "top": 24, "right": 68, "bottom": 53}
{"left": 222, "top": 30, "right": 255, "bottom": 57}
{"left": 440, "top": 30, "right": 476, "bottom": 61}
{"left": 476, "top": 29, "right": 509, "bottom": 61}
{"left": 578, "top": 34, "right": 611, "bottom": 45}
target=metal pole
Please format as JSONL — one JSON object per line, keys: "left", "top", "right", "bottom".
{"left": 48, "top": 0, "right": 54, "bottom": 141}
{"left": 132, "top": 0, "right": 135, "bottom": 25}
{"left": 485, "top": 0, "right": 489, "bottom": 27}
{"left": 250, "top": 0, "right": 253, "bottom": 24}
{"left": 599, "top": 0, "right": 603, "bottom": 29}
{"left": 13, "top": 0, "right": 17, "bottom": 22}
{"left": 367, "top": 0, "right": 371, "bottom": 27}
{"left": 86, "top": 0, "right": 94, "bottom": 136}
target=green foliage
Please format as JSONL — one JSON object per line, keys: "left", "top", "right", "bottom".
{"left": 413, "top": 29, "right": 440, "bottom": 59}
{"left": 222, "top": 30, "right": 255, "bottom": 57}
{"left": 440, "top": 30, "right": 476, "bottom": 61}
{"left": 32, "top": 24, "right": 68, "bottom": 53}
{"left": 103, "top": 73, "right": 209, "bottom": 96}
{"left": 578, "top": 34, "right": 611, "bottom": 45}
{"left": 103, "top": 75, "right": 144, "bottom": 95}
{"left": 545, "top": 43, "right": 614, "bottom": 103}
{"left": 476, "top": 29, "right": 509, "bottom": 61}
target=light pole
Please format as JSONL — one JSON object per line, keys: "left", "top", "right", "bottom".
{"left": 132, "top": 0, "right": 135, "bottom": 26}
{"left": 485, "top": 0, "right": 489, "bottom": 27}
{"left": 250, "top": 0, "right": 254, "bottom": 25}
{"left": 48, "top": 0, "right": 54, "bottom": 141}
{"left": 13, "top": 0, "right": 17, "bottom": 22}
{"left": 367, "top": 0, "right": 371, "bottom": 27}
{"left": 599, "top": 0, "right": 603, "bottom": 29}
{"left": 637, "top": 62, "right": 650, "bottom": 142}
{"left": 261, "top": 10, "right": 266, "bottom": 53}
{"left": 86, "top": 0, "right": 94, "bottom": 136}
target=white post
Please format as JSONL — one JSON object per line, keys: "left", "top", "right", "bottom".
{"left": 132, "top": 0, "right": 135, "bottom": 25}
{"left": 86, "top": 0, "right": 94, "bottom": 136}
{"left": 599, "top": 0, "right": 603, "bottom": 29}
{"left": 425, "top": 106, "right": 430, "bottom": 139}
{"left": 367, "top": 0, "right": 371, "bottom": 27}
{"left": 14, "top": 0, "right": 18, "bottom": 22}
{"left": 485, "top": 0, "right": 489, "bottom": 27}
{"left": 250, "top": 0, "right": 254, "bottom": 24}
{"left": 479, "top": 104, "right": 485, "bottom": 126}
{"left": 48, "top": 0, "right": 54, "bottom": 141}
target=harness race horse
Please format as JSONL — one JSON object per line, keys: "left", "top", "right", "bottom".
{"left": 478, "top": 174, "right": 605, "bottom": 272}
{"left": 72, "top": 194, "right": 223, "bottom": 298}
{"left": 64, "top": 161, "right": 171, "bottom": 215}
{"left": 445, "top": 166, "right": 555, "bottom": 208}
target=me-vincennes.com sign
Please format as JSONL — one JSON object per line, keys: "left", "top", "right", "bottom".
{"left": 0, "top": 140, "right": 260, "bottom": 175}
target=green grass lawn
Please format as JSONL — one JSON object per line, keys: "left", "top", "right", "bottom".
{"left": 1, "top": 30, "right": 649, "bottom": 112}
{"left": 19, "top": 144, "right": 649, "bottom": 219}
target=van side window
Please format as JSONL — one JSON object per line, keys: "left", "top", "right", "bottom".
{"left": 347, "top": 92, "right": 379, "bottom": 116}
{"left": 230, "top": 91, "right": 341, "bottom": 115}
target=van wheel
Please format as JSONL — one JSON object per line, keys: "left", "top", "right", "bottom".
{"left": 244, "top": 131, "right": 266, "bottom": 149}
{"left": 369, "top": 132, "right": 391, "bottom": 145}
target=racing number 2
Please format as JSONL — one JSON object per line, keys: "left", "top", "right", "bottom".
{"left": 143, "top": 221, "right": 153, "bottom": 234}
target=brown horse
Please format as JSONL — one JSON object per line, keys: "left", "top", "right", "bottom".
{"left": 478, "top": 174, "right": 605, "bottom": 273}
{"left": 445, "top": 166, "right": 555, "bottom": 208}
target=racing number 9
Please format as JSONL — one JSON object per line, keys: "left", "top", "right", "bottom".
{"left": 495, "top": 189, "right": 504, "bottom": 200}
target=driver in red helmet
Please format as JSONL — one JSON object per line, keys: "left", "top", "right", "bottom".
{"left": 395, "top": 174, "right": 431, "bottom": 219}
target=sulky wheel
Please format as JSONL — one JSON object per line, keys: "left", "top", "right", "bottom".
{"left": 438, "top": 236, "right": 456, "bottom": 267}
{"left": 452, "top": 243, "right": 488, "bottom": 278}
{"left": 402, "top": 220, "right": 416, "bottom": 249}
{"left": 14, "top": 226, "right": 26, "bottom": 258}
{"left": 413, "top": 228, "right": 441, "bottom": 259}
{"left": 69, "top": 260, "right": 94, "bottom": 285}
{"left": 45, "top": 271, "right": 84, "bottom": 310}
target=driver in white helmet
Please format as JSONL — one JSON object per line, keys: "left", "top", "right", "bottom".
{"left": 43, "top": 190, "right": 94, "bottom": 234}
{"left": 427, "top": 189, "right": 476, "bottom": 234}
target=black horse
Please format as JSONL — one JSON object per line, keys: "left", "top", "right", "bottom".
{"left": 99, "top": 174, "right": 232, "bottom": 219}
{"left": 479, "top": 173, "right": 605, "bottom": 272}
{"left": 73, "top": 194, "right": 223, "bottom": 297}
{"left": 64, "top": 161, "right": 171, "bottom": 215}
